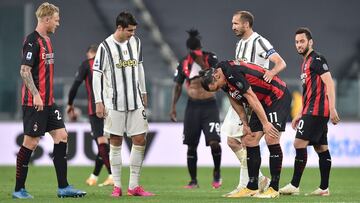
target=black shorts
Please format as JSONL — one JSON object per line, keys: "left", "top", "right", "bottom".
{"left": 183, "top": 98, "right": 221, "bottom": 146}
{"left": 23, "top": 104, "right": 65, "bottom": 137}
{"left": 295, "top": 115, "right": 329, "bottom": 145}
{"left": 89, "top": 114, "right": 104, "bottom": 138}
{"left": 250, "top": 89, "right": 291, "bottom": 132}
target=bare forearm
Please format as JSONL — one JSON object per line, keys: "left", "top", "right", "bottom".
{"left": 269, "top": 54, "right": 286, "bottom": 75}
{"left": 171, "top": 84, "right": 182, "bottom": 109}
{"left": 20, "top": 65, "right": 39, "bottom": 96}
{"left": 327, "top": 79, "right": 336, "bottom": 109}
{"left": 229, "top": 96, "right": 248, "bottom": 125}
{"left": 244, "top": 91, "right": 268, "bottom": 125}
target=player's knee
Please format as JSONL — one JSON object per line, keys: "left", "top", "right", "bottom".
{"left": 97, "top": 136, "right": 108, "bottom": 144}
{"left": 314, "top": 145, "right": 328, "bottom": 153}
{"left": 23, "top": 135, "right": 40, "bottom": 150}
{"left": 131, "top": 134, "right": 146, "bottom": 146}
{"left": 227, "top": 137, "right": 241, "bottom": 151}
{"left": 209, "top": 140, "right": 220, "bottom": 149}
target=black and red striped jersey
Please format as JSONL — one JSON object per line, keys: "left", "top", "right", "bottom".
{"left": 300, "top": 51, "right": 329, "bottom": 117}
{"left": 219, "top": 60, "right": 287, "bottom": 107}
{"left": 21, "top": 31, "right": 55, "bottom": 106}
{"left": 174, "top": 50, "right": 218, "bottom": 86}
{"left": 68, "top": 58, "right": 96, "bottom": 115}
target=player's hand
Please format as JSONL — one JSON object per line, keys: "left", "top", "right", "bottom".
{"left": 169, "top": 109, "right": 177, "bottom": 122}
{"left": 263, "top": 122, "right": 279, "bottom": 138}
{"left": 96, "top": 103, "right": 106, "bottom": 118}
{"left": 242, "top": 124, "right": 252, "bottom": 137}
{"left": 66, "top": 105, "right": 74, "bottom": 114}
{"left": 291, "top": 113, "right": 302, "bottom": 130}
{"left": 330, "top": 108, "right": 340, "bottom": 125}
{"left": 263, "top": 70, "right": 275, "bottom": 83}
{"left": 33, "top": 94, "right": 44, "bottom": 111}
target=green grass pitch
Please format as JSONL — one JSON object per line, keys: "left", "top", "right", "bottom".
{"left": 0, "top": 166, "right": 359, "bottom": 202}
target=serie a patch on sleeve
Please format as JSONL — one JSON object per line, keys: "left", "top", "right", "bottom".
{"left": 26, "top": 52, "right": 32, "bottom": 60}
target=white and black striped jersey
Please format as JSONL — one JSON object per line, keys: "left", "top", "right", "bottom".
{"left": 92, "top": 35, "right": 146, "bottom": 111}
{"left": 235, "top": 32, "right": 276, "bottom": 69}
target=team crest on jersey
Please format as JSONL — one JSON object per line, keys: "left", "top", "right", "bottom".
{"left": 122, "top": 50, "right": 128, "bottom": 55}
{"left": 116, "top": 59, "right": 137, "bottom": 68}
{"left": 236, "top": 82, "right": 244, "bottom": 89}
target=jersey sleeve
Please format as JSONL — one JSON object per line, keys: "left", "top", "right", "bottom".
{"left": 21, "top": 37, "right": 39, "bottom": 67}
{"left": 227, "top": 67, "right": 250, "bottom": 94}
{"left": 312, "top": 55, "right": 330, "bottom": 75}
{"left": 92, "top": 44, "right": 107, "bottom": 103}
{"left": 173, "top": 61, "right": 186, "bottom": 84}
{"left": 75, "top": 61, "right": 88, "bottom": 82}
{"left": 256, "top": 37, "right": 276, "bottom": 59}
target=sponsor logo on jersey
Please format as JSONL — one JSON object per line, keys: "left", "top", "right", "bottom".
{"left": 116, "top": 59, "right": 137, "bottom": 68}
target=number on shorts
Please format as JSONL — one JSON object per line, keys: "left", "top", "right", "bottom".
{"left": 209, "top": 122, "right": 220, "bottom": 133}
{"left": 268, "top": 112, "right": 278, "bottom": 123}
{"left": 297, "top": 119, "right": 304, "bottom": 130}
{"left": 55, "top": 110, "right": 62, "bottom": 120}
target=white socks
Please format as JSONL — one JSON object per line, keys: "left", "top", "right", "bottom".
{"left": 110, "top": 144, "right": 122, "bottom": 188}
{"left": 129, "top": 145, "right": 145, "bottom": 189}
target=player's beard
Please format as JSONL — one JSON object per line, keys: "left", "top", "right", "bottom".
{"left": 298, "top": 46, "right": 309, "bottom": 56}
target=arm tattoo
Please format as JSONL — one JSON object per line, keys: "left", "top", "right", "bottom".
{"left": 20, "top": 65, "right": 39, "bottom": 96}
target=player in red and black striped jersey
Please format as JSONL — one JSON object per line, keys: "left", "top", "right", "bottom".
{"left": 13, "top": 2, "right": 86, "bottom": 199}
{"left": 280, "top": 27, "right": 340, "bottom": 196}
{"left": 200, "top": 59, "right": 291, "bottom": 197}
{"left": 66, "top": 45, "right": 113, "bottom": 187}
{"left": 170, "top": 29, "right": 222, "bottom": 189}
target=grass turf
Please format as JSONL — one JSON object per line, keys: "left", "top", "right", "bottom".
{"left": 0, "top": 166, "right": 358, "bottom": 202}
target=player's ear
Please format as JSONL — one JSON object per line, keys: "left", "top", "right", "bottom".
{"left": 309, "top": 39, "right": 314, "bottom": 47}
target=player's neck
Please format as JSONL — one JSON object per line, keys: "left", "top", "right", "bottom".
{"left": 113, "top": 31, "right": 127, "bottom": 43}
{"left": 35, "top": 24, "right": 49, "bottom": 38}
{"left": 304, "top": 48, "right": 314, "bottom": 58}
{"left": 242, "top": 30, "right": 253, "bottom": 40}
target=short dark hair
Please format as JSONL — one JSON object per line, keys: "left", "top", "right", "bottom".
{"left": 87, "top": 44, "right": 98, "bottom": 53}
{"left": 234, "top": 11, "right": 254, "bottom": 28}
{"left": 116, "top": 11, "right": 138, "bottom": 28}
{"left": 199, "top": 68, "right": 215, "bottom": 91}
{"left": 186, "top": 29, "right": 202, "bottom": 50}
{"left": 295, "top": 27, "right": 313, "bottom": 40}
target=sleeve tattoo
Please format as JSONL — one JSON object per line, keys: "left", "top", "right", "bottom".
{"left": 20, "top": 65, "right": 39, "bottom": 96}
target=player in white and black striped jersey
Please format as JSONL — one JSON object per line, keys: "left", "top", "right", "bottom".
{"left": 92, "top": 12, "right": 154, "bottom": 197}
{"left": 222, "top": 11, "right": 287, "bottom": 198}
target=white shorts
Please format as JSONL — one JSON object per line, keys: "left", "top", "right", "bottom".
{"left": 104, "top": 107, "right": 148, "bottom": 137}
{"left": 221, "top": 106, "right": 244, "bottom": 141}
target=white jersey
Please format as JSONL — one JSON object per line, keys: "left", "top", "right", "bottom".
{"left": 222, "top": 32, "right": 277, "bottom": 138}
{"left": 92, "top": 35, "right": 146, "bottom": 111}
{"left": 235, "top": 32, "right": 275, "bottom": 69}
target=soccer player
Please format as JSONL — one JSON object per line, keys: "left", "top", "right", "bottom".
{"left": 200, "top": 59, "right": 291, "bottom": 198}
{"left": 279, "top": 27, "right": 340, "bottom": 196}
{"left": 13, "top": 2, "right": 86, "bottom": 199}
{"left": 170, "top": 29, "right": 222, "bottom": 189}
{"left": 66, "top": 44, "right": 113, "bottom": 187}
{"left": 92, "top": 11, "right": 154, "bottom": 197}
{"left": 222, "top": 10, "right": 286, "bottom": 197}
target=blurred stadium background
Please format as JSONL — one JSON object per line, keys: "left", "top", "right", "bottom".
{"left": 0, "top": 0, "right": 360, "bottom": 187}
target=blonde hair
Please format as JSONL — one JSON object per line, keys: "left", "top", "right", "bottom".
{"left": 35, "top": 2, "right": 59, "bottom": 19}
